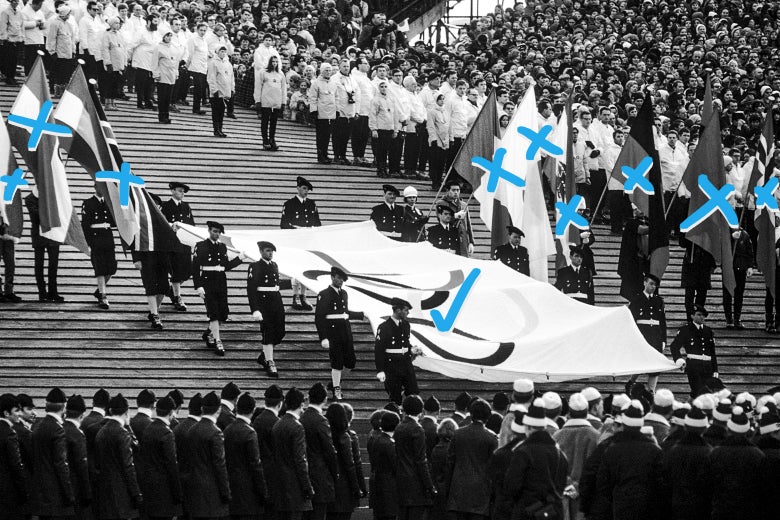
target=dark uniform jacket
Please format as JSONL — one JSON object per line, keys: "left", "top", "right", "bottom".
{"left": 555, "top": 265, "right": 595, "bottom": 305}
{"left": 314, "top": 286, "right": 364, "bottom": 345}
{"left": 13, "top": 419, "right": 32, "bottom": 512}
{"left": 446, "top": 421, "right": 498, "bottom": 516}
{"left": 401, "top": 204, "right": 428, "bottom": 242}
{"left": 629, "top": 291, "right": 667, "bottom": 352}
{"left": 251, "top": 408, "right": 280, "bottom": 508}
{"left": 172, "top": 416, "right": 199, "bottom": 514}
{"left": 217, "top": 402, "right": 236, "bottom": 431}
{"left": 160, "top": 199, "right": 195, "bottom": 226}
{"left": 488, "top": 437, "right": 522, "bottom": 520}
{"left": 394, "top": 416, "right": 435, "bottom": 506}
{"left": 670, "top": 323, "right": 718, "bottom": 372}
{"left": 63, "top": 420, "right": 91, "bottom": 513}
{"left": 130, "top": 411, "right": 153, "bottom": 443}
{"left": 24, "top": 193, "right": 58, "bottom": 248}
{"left": 138, "top": 418, "right": 182, "bottom": 518}
{"left": 186, "top": 417, "right": 231, "bottom": 517}
{"left": 331, "top": 429, "right": 361, "bottom": 513}
{"left": 680, "top": 236, "right": 716, "bottom": 289}
{"left": 427, "top": 223, "right": 460, "bottom": 253}
{"left": 281, "top": 196, "right": 321, "bottom": 228}
{"left": 374, "top": 316, "right": 413, "bottom": 373}
{"left": 83, "top": 415, "right": 108, "bottom": 502}
{"left": 368, "top": 431, "right": 399, "bottom": 517}
{"left": 94, "top": 418, "right": 141, "bottom": 520}
{"left": 617, "top": 217, "right": 650, "bottom": 299}
{"left": 709, "top": 435, "right": 766, "bottom": 520}
{"left": 0, "top": 419, "right": 28, "bottom": 514}
{"left": 486, "top": 411, "right": 504, "bottom": 435}
{"left": 703, "top": 423, "right": 728, "bottom": 448}
{"left": 660, "top": 431, "right": 711, "bottom": 520}
{"left": 579, "top": 435, "right": 615, "bottom": 520}
{"left": 494, "top": 243, "right": 530, "bottom": 276}
{"left": 224, "top": 417, "right": 267, "bottom": 516}
{"left": 348, "top": 429, "right": 367, "bottom": 497}
{"left": 191, "top": 239, "right": 243, "bottom": 293}
{"left": 81, "top": 195, "right": 116, "bottom": 251}
{"left": 370, "top": 202, "right": 405, "bottom": 239}
{"left": 271, "top": 413, "right": 314, "bottom": 512}
{"left": 247, "top": 258, "right": 286, "bottom": 343}
{"left": 429, "top": 437, "right": 450, "bottom": 516}
{"left": 31, "top": 414, "right": 74, "bottom": 517}
{"left": 420, "top": 416, "right": 438, "bottom": 459}
{"left": 300, "top": 407, "right": 339, "bottom": 504}
{"left": 755, "top": 434, "right": 780, "bottom": 515}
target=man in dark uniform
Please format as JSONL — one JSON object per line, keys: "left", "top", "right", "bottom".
{"left": 83, "top": 389, "right": 109, "bottom": 515}
{"left": 493, "top": 226, "right": 530, "bottom": 275}
{"left": 370, "top": 184, "right": 405, "bottom": 241}
{"left": 554, "top": 245, "right": 595, "bottom": 305}
{"left": 0, "top": 393, "right": 28, "bottom": 519}
{"left": 174, "top": 393, "right": 201, "bottom": 520}
{"left": 160, "top": 181, "right": 196, "bottom": 311}
{"left": 680, "top": 235, "right": 716, "bottom": 323}
{"left": 13, "top": 392, "right": 33, "bottom": 516}
{"left": 218, "top": 381, "right": 241, "bottom": 431}
{"left": 439, "top": 179, "right": 475, "bottom": 257}
{"left": 452, "top": 392, "right": 472, "bottom": 427}
{"left": 248, "top": 241, "right": 287, "bottom": 378}
{"left": 225, "top": 392, "right": 267, "bottom": 520}
{"left": 374, "top": 297, "right": 422, "bottom": 405}
{"left": 421, "top": 396, "right": 440, "bottom": 459}
{"left": 81, "top": 185, "right": 118, "bottom": 310}
{"left": 401, "top": 186, "right": 428, "bottom": 242}
{"left": 300, "top": 383, "right": 339, "bottom": 520}
{"left": 82, "top": 388, "right": 110, "bottom": 433}
{"left": 138, "top": 396, "right": 182, "bottom": 520}
{"left": 315, "top": 266, "right": 366, "bottom": 401}
{"left": 368, "top": 411, "right": 401, "bottom": 520}
{"left": 63, "top": 394, "right": 91, "bottom": 519}
{"left": 31, "top": 387, "right": 75, "bottom": 519}
{"left": 395, "top": 395, "right": 436, "bottom": 520}
{"left": 617, "top": 208, "right": 651, "bottom": 300}
{"left": 427, "top": 201, "right": 460, "bottom": 254}
{"left": 280, "top": 176, "right": 321, "bottom": 311}
{"left": 670, "top": 304, "right": 718, "bottom": 397}
{"left": 166, "top": 389, "right": 184, "bottom": 430}
{"left": 130, "top": 389, "right": 156, "bottom": 442}
{"left": 25, "top": 188, "right": 64, "bottom": 302}
{"left": 133, "top": 192, "right": 172, "bottom": 329}
{"left": 251, "top": 385, "right": 283, "bottom": 519}
{"left": 723, "top": 228, "right": 753, "bottom": 329}
{"left": 192, "top": 221, "right": 247, "bottom": 355}
{"left": 627, "top": 274, "right": 667, "bottom": 392}
{"left": 0, "top": 212, "right": 20, "bottom": 302}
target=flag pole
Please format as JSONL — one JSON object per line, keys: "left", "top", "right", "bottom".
{"left": 588, "top": 179, "right": 610, "bottom": 225}
{"left": 415, "top": 156, "right": 458, "bottom": 242}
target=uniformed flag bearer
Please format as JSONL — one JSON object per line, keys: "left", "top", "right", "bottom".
{"left": 627, "top": 273, "right": 667, "bottom": 392}
{"left": 247, "top": 241, "right": 287, "bottom": 378}
{"left": 160, "top": 181, "right": 196, "bottom": 311}
{"left": 374, "top": 297, "right": 422, "bottom": 405}
{"left": 133, "top": 193, "right": 171, "bottom": 330}
{"left": 554, "top": 245, "right": 595, "bottom": 305}
{"left": 192, "top": 221, "right": 248, "bottom": 355}
{"left": 493, "top": 226, "right": 530, "bottom": 275}
{"left": 370, "top": 184, "right": 405, "bottom": 240}
{"left": 280, "top": 176, "right": 321, "bottom": 311}
{"left": 427, "top": 201, "right": 460, "bottom": 254}
{"left": 671, "top": 304, "right": 719, "bottom": 397}
{"left": 81, "top": 184, "right": 118, "bottom": 310}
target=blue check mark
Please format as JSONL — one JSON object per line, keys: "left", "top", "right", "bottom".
{"left": 430, "top": 268, "right": 481, "bottom": 332}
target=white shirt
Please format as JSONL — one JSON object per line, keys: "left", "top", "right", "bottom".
{"left": 253, "top": 44, "right": 280, "bottom": 75}
{"left": 446, "top": 93, "right": 470, "bottom": 139}
{"left": 220, "top": 399, "right": 235, "bottom": 411}
{"left": 130, "top": 28, "right": 158, "bottom": 71}
{"left": 351, "top": 69, "right": 373, "bottom": 116}
{"left": 21, "top": 4, "right": 46, "bottom": 45}
{"left": 659, "top": 142, "right": 687, "bottom": 192}
{"left": 136, "top": 407, "right": 153, "bottom": 418}
{"left": 186, "top": 33, "right": 208, "bottom": 74}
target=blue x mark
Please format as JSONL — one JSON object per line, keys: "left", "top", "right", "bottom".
{"left": 754, "top": 176, "right": 779, "bottom": 211}
{"left": 1, "top": 168, "right": 27, "bottom": 203}
{"left": 95, "top": 162, "right": 145, "bottom": 208}
{"left": 472, "top": 147, "right": 526, "bottom": 193}
{"left": 680, "top": 175, "right": 738, "bottom": 233}
{"left": 621, "top": 156, "right": 655, "bottom": 195}
{"left": 7, "top": 100, "right": 72, "bottom": 151}
{"left": 516, "top": 124, "right": 563, "bottom": 161}
{"left": 555, "top": 195, "right": 588, "bottom": 237}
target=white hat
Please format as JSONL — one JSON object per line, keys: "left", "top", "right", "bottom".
{"left": 568, "top": 393, "right": 588, "bottom": 412}
{"left": 693, "top": 394, "right": 716, "bottom": 411}
{"left": 621, "top": 399, "right": 645, "bottom": 427}
{"left": 581, "top": 387, "right": 601, "bottom": 403}
{"left": 542, "top": 392, "right": 562, "bottom": 410}
{"left": 513, "top": 378, "right": 534, "bottom": 395}
{"left": 727, "top": 406, "right": 750, "bottom": 434}
{"left": 522, "top": 398, "right": 547, "bottom": 428}
{"left": 757, "top": 395, "right": 775, "bottom": 411}
{"left": 684, "top": 406, "right": 709, "bottom": 429}
{"left": 654, "top": 389, "right": 675, "bottom": 408}
{"left": 612, "top": 393, "right": 630, "bottom": 410}
{"left": 403, "top": 186, "right": 418, "bottom": 198}
{"left": 58, "top": 4, "right": 72, "bottom": 14}
{"left": 640, "top": 426, "right": 654, "bottom": 436}
{"left": 735, "top": 392, "right": 757, "bottom": 412}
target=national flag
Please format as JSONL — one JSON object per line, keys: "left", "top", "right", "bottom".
{"left": 749, "top": 113, "right": 777, "bottom": 298}
{"left": 0, "top": 113, "right": 24, "bottom": 239}
{"left": 450, "top": 89, "right": 500, "bottom": 190}
{"left": 701, "top": 76, "right": 713, "bottom": 127}
{"left": 552, "top": 95, "right": 579, "bottom": 269}
{"left": 6, "top": 56, "right": 88, "bottom": 253}
{"left": 611, "top": 93, "right": 669, "bottom": 296}
{"left": 680, "top": 111, "right": 736, "bottom": 295}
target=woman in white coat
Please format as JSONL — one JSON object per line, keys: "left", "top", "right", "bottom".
{"left": 257, "top": 55, "right": 287, "bottom": 151}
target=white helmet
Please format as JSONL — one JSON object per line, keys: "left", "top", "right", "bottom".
{"left": 403, "top": 186, "right": 418, "bottom": 198}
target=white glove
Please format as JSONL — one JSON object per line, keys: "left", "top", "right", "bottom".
{"left": 321, "top": 339, "right": 330, "bottom": 349}
{"left": 580, "top": 231, "right": 591, "bottom": 239}
{"left": 377, "top": 372, "right": 386, "bottom": 383}
{"left": 197, "top": 287, "right": 206, "bottom": 298}
{"left": 239, "top": 252, "right": 249, "bottom": 261}
{"left": 411, "top": 346, "right": 423, "bottom": 356}
{"left": 713, "top": 372, "right": 719, "bottom": 378}
{"left": 252, "top": 310, "right": 263, "bottom": 321}
{"left": 675, "top": 358, "right": 686, "bottom": 371}
{"left": 133, "top": 261, "right": 142, "bottom": 270}
{"left": 454, "top": 210, "right": 466, "bottom": 219}
{"left": 468, "top": 243, "right": 474, "bottom": 256}
{"left": 747, "top": 267, "right": 754, "bottom": 278}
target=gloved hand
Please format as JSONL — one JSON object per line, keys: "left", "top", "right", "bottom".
{"left": 321, "top": 339, "right": 330, "bottom": 349}
{"left": 377, "top": 372, "right": 386, "bottom": 383}
{"left": 197, "top": 287, "right": 206, "bottom": 298}
{"left": 252, "top": 310, "right": 263, "bottom": 321}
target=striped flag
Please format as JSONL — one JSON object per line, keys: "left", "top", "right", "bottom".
{"left": 552, "top": 95, "right": 579, "bottom": 269}
{"left": 0, "top": 112, "right": 24, "bottom": 239}
{"left": 6, "top": 56, "right": 88, "bottom": 253}
{"left": 450, "top": 89, "right": 500, "bottom": 190}
{"left": 749, "top": 113, "right": 777, "bottom": 298}
{"left": 53, "top": 66, "right": 179, "bottom": 251}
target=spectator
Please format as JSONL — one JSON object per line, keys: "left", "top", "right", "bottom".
{"left": 101, "top": 16, "right": 127, "bottom": 111}
{"left": 426, "top": 93, "right": 449, "bottom": 190}
{"left": 257, "top": 55, "right": 287, "bottom": 151}
{"left": 368, "top": 80, "right": 397, "bottom": 177}
{"left": 186, "top": 22, "right": 209, "bottom": 115}
{"left": 129, "top": 13, "right": 160, "bottom": 110}
{"left": 153, "top": 30, "right": 181, "bottom": 124}
{"left": 309, "top": 62, "right": 338, "bottom": 164}
{"left": 207, "top": 45, "right": 234, "bottom": 137}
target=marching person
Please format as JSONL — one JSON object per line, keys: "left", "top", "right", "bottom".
{"left": 327, "top": 402, "right": 362, "bottom": 519}
{"left": 400, "top": 186, "right": 428, "bottom": 242}
{"left": 187, "top": 391, "right": 231, "bottom": 518}
{"left": 280, "top": 176, "right": 321, "bottom": 311}
{"left": 314, "top": 267, "right": 366, "bottom": 401}
{"left": 81, "top": 185, "right": 117, "bottom": 310}
{"left": 370, "top": 184, "right": 404, "bottom": 240}
{"left": 192, "top": 221, "right": 247, "bottom": 355}
{"left": 374, "top": 297, "right": 421, "bottom": 406}
{"left": 218, "top": 382, "right": 241, "bottom": 431}
{"left": 207, "top": 45, "right": 235, "bottom": 138}
{"left": 723, "top": 228, "right": 753, "bottom": 329}
{"left": 627, "top": 274, "right": 667, "bottom": 392}
{"left": 137, "top": 396, "right": 182, "bottom": 520}
{"left": 369, "top": 411, "right": 401, "bottom": 520}
{"left": 26, "top": 188, "right": 63, "bottom": 302}
{"left": 257, "top": 55, "right": 287, "bottom": 151}
{"left": 493, "top": 226, "right": 530, "bottom": 276}
{"left": 438, "top": 180, "right": 475, "bottom": 257}
{"left": 0, "top": 212, "right": 20, "bottom": 302}
{"left": 160, "top": 181, "right": 195, "bottom": 311}
{"left": 670, "top": 304, "right": 718, "bottom": 397}
{"left": 250, "top": 385, "right": 284, "bottom": 519}
{"left": 555, "top": 245, "right": 595, "bottom": 305}
{"left": 0, "top": 393, "right": 28, "bottom": 517}
{"left": 301, "top": 382, "right": 340, "bottom": 520}
{"left": 132, "top": 195, "right": 171, "bottom": 330}
{"left": 224, "top": 392, "right": 267, "bottom": 520}
{"left": 174, "top": 393, "right": 201, "bottom": 520}
{"left": 427, "top": 201, "right": 460, "bottom": 254}
{"left": 680, "top": 235, "right": 716, "bottom": 323}
{"left": 130, "top": 389, "right": 156, "bottom": 442}
{"left": 247, "top": 241, "right": 287, "bottom": 378}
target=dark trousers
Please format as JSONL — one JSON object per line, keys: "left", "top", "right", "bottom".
{"left": 79, "top": 51, "right": 97, "bottom": 80}
{"left": 765, "top": 267, "right": 780, "bottom": 324}
{"left": 399, "top": 506, "right": 429, "bottom": 520}
{"left": 315, "top": 118, "right": 333, "bottom": 159}
{"left": 174, "top": 63, "right": 189, "bottom": 102}
{"left": 0, "top": 239, "right": 14, "bottom": 293}
{"left": 23, "top": 43, "right": 45, "bottom": 75}
{"left": 105, "top": 70, "right": 123, "bottom": 99}
{"left": 389, "top": 132, "right": 404, "bottom": 173}
{"left": 211, "top": 94, "right": 226, "bottom": 131}
{"left": 52, "top": 56, "right": 75, "bottom": 87}
{"left": 0, "top": 41, "right": 22, "bottom": 81}
{"left": 191, "top": 71, "right": 207, "bottom": 111}
{"left": 135, "top": 68, "right": 154, "bottom": 107}
{"left": 333, "top": 115, "right": 352, "bottom": 158}
{"left": 607, "top": 190, "right": 631, "bottom": 233}
{"left": 304, "top": 502, "right": 328, "bottom": 520}
{"left": 589, "top": 169, "right": 607, "bottom": 217}
{"left": 125, "top": 64, "right": 136, "bottom": 91}
{"left": 351, "top": 115, "right": 369, "bottom": 158}
{"left": 373, "top": 130, "right": 393, "bottom": 172}
{"left": 95, "top": 60, "right": 107, "bottom": 102}
{"left": 384, "top": 357, "right": 420, "bottom": 405}
{"left": 446, "top": 137, "right": 463, "bottom": 169}
{"left": 34, "top": 245, "right": 60, "bottom": 297}
{"left": 429, "top": 141, "right": 447, "bottom": 187}
{"left": 576, "top": 182, "right": 591, "bottom": 208}
{"left": 684, "top": 287, "right": 707, "bottom": 321}
{"left": 723, "top": 268, "right": 747, "bottom": 322}
{"left": 403, "top": 130, "right": 420, "bottom": 175}
{"left": 260, "top": 107, "right": 281, "bottom": 143}
{"left": 417, "top": 126, "right": 429, "bottom": 172}
{"left": 157, "top": 82, "right": 173, "bottom": 121}
{"left": 665, "top": 191, "right": 689, "bottom": 236}
{"left": 686, "top": 360, "right": 714, "bottom": 397}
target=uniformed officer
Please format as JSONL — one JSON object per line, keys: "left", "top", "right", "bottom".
{"left": 680, "top": 235, "right": 716, "bottom": 323}
{"left": 401, "top": 186, "right": 428, "bottom": 242}
{"left": 554, "top": 245, "right": 595, "bottom": 305}
{"left": 160, "top": 181, "right": 196, "bottom": 311}
{"left": 0, "top": 393, "right": 27, "bottom": 518}
{"left": 670, "top": 304, "right": 718, "bottom": 397}
{"left": 370, "top": 184, "right": 405, "bottom": 241}
{"left": 374, "top": 297, "right": 422, "bottom": 405}
{"left": 314, "top": 266, "right": 366, "bottom": 401}
{"left": 134, "top": 193, "right": 172, "bottom": 329}
{"left": 248, "top": 240, "right": 287, "bottom": 378}
{"left": 280, "top": 176, "right": 321, "bottom": 311}
{"left": 493, "top": 226, "right": 530, "bottom": 275}
{"left": 138, "top": 396, "right": 182, "bottom": 520}
{"left": 192, "top": 221, "right": 247, "bottom": 355}
{"left": 627, "top": 274, "right": 667, "bottom": 392}
{"left": 427, "top": 201, "right": 460, "bottom": 254}
{"left": 81, "top": 185, "right": 118, "bottom": 310}
{"left": 63, "top": 394, "right": 91, "bottom": 520}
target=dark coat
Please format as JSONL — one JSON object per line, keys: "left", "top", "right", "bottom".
{"left": 217, "top": 403, "right": 236, "bottom": 431}
{"left": 660, "top": 431, "right": 711, "bottom": 520}
{"left": 160, "top": 198, "right": 195, "bottom": 225}
{"left": 24, "top": 192, "right": 58, "bottom": 248}
{"left": 172, "top": 416, "right": 199, "bottom": 515}
{"left": 628, "top": 291, "right": 667, "bottom": 352}
{"left": 129, "top": 411, "right": 153, "bottom": 443}
{"left": 401, "top": 204, "right": 428, "bottom": 242}
{"left": 330, "top": 430, "right": 360, "bottom": 513}
{"left": 191, "top": 239, "right": 243, "bottom": 293}
{"left": 446, "top": 421, "right": 498, "bottom": 515}
{"left": 395, "top": 416, "right": 435, "bottom": 506}
{"left": 63, "top": 420, "right": 92, "bottom": 514}
{"left": 755, "top": 434, "right": 780, "bottom": 516}
{"left": 12, "top": 419, "right": 32, "bottom": 513}
{"left": 555, "top": 265, "right": 595, "bottom": 305}
{"left": 94, "top": 419, "right": 141, "bottom": 520}
{"left": 427, "top": 223, "right": 461, "bottom": 253}
{"left": 420, "top": 415, "right": 438, "bottom": 459}
{"left": 0, "top": 419, "right": 28, "bottom": 514}
{"left": 31, "top": 414, "right": 74, "bottom": 517}
{"left": 579, "top": 436, "right": 614, "bottom": 520}
{"left": 488, "top": 437, "right": 522, "bottom": 520}
{"left": 137, "top": 418, "right": 182, "bottom": 517}
{"left": 487, "top": 411, "right": 504, "bottom": 435}
{"left": 247, "top": 259, "right": 286, "bottom": 345}
{"left": 504, "top": 430, "right": 568, "bottom": 520}
{"left": 494, "top": 243, "right": 530, "bottom": 275}
{"left": 271, "top": 413, "right": 314, "bottom": 512}
{"left": 596, "top": 429, "right": 664, "bottom": 520}
{"left": 314, "top": 286, "right": 364, "bottom": 347}
{"left": 186, "top": 417, "right": 231, "bottom": 517}
{"left": 709, "top": 435, "right": 766, "bottom": 520}
{"left": 370, "top": 202, "right": 405, "bottom": 239}
{"left": 702, "top": 423, "right": 728, "bottom": 447}
{"left": 251, "top": 408, "right": 280, "bottom": 507}
{"left": 300, "top": 407, "right": 339, "bottom": 504}
{"left": 680, "top": 237, "right": 716, "bottom": 289}
{"left": 429, "top": 438, "right": 451, "bottom": 519}
{"left": 81, "top": 195, "right": 116, "bottom": 250}
{"left": 368, "top": 432, "right": 399, "bottom": 517}
{"left": 280, "top": 195, "right": 321, "bottom": 228}
{"left": 348, "top": 429, "right": 367, "bottom": 497}
{"left": 224, "top": 418, "right": 267, "bottom": 516}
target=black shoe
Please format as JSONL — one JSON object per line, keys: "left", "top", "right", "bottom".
{"left": 270, "top": 140, "right": 279, "bottom": 151}
{"left": 98, "top": 296, "right": 109, "bottom": 310}
{"left": 150, "top": 314, "right": 163, "bottom": 330}
{"left": 3, "top": 293, "right": 21, "bottom": 303}
{"left": 333, "top": 386, "right": 343, "bottom": 401}
{"left": 734, "top": 320, "right": 745, "bottom": 330}
{"left": 266, "top": 360, "right": 278, "bottom": 378}
{"left": 93, "top": 289, "right": 100, "bottom": 300}
{"left": 219, "top": 130, "right": 228, "bottom": 137}
{"left": 147, "top": 312, "right": 154, "bottom": 322}
{"left": 318, "top": 157, "right": 332, "bottom": 164}
{"left": 144, "top": 103, "right": 156, "bottom": 109}
{"left": 263, "top": 144, "right": 272, "bottom": 151}
{"left": 202, "top": 328, "right": 216, "bottom": 347}
{"left": 48, "top": 294, "right": 65, "bottom": 303}
{"left": 299, "top": 297, "right": 313, "bottom": 311}
{"left": 227, "top": 112, "right": 237, "bottom": 119}
{"left": 158, "top": 118, "right": 172, "bottom": 124}
{"left": 291, "top": 295, "right": 303, "bottom": 310}
{"left": 193, "top": 109, "right": 206, "bottom": 115}
{"left": 257, "top": 352, "right": 268, "bottom": 369}
{"left": 215, "top": 340, "right": 225, "bottom": 356}
{"left": 39, "top": 294, "right": 49, "bottom": 302}
{"left": 173, "top": 296, "right": 187, "bottom": 312}
{"left": 725, "top": 320, "right": 735, "bottom": 329}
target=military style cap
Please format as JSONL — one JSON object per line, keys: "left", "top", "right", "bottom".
{"left": 382, "top": 184, "right": 400, "bottom": 195}
{"left": 236, "top": 392, "right": 256, "bottom": 415}
{"left": 297, "top": 176, "right": 313, "bottom": 189}
{"left": 257, "top": 241, "right": 276, "bottom": 251}
{"left": 188, "top": 393, "right": 203, "bottom": 415}
{"left": 390, "top": 297, "right": 412, "bottom": 310}
{"left": 137, "top": 389, "right": 156, "bottom": 408}
{"left": 109, "top": 394, "right": 129, "bottom": 415}
{"left": 93, "top": 388, "right": 110, "bottom": 409}
{"left": 221, "top": 382, "right": 241, "bottom": 401}
{"left": 265, "top": 385, "right": 284, "bottom": 401}
{"left": 202, "top": 391, "right": 221, "bottom": 409}
{"left": 167, "top": 389, "right": 184, "bottom": 408}
{"left": 46, "top": 387, "right": 67, "bottom": 404}
{"left": 206, "top": 221, "right": 225, "bottom": 233}
{"left": 454, "top": 391, "right": 472, "bottom": 411}
{"left": 156, "top": 396, "right": 176, "bottom": 415}
{"left": 692, "top": 304, "right": 708, "bottom": 316}
{"left": 66, "top": 395, "right": 86, "bottom": 414}
{"left": 169, "top": 181, "right": 190, "bottom": 192}
{"left": 309, "top": 382, "right": 328, "bottom": 404}
{"left": 436, "top": 201, "right": 456, "bottom": 214}
{"left": 331, "top": 266, "right": 348, "bottom": 281}
{"left": 644, "top": 273, "right": 660, "bottom": 284}
{"left": 424, "top": 395, "right": 441, "bottom": 413}
{"left": 506, "top": 226, "right": 524, "bottom": 237}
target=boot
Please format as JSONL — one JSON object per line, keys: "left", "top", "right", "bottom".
{"left": 150, "top": 314, "right": 163, "bottom": 330}
{"left": 299, "top": 296, "right": 313, "bottom": 311}
{"left": 215, "top": 339, "right": 225, "bottom": 356}
{"left": 291, "top": 295, "right": 303, "bottom": 310}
